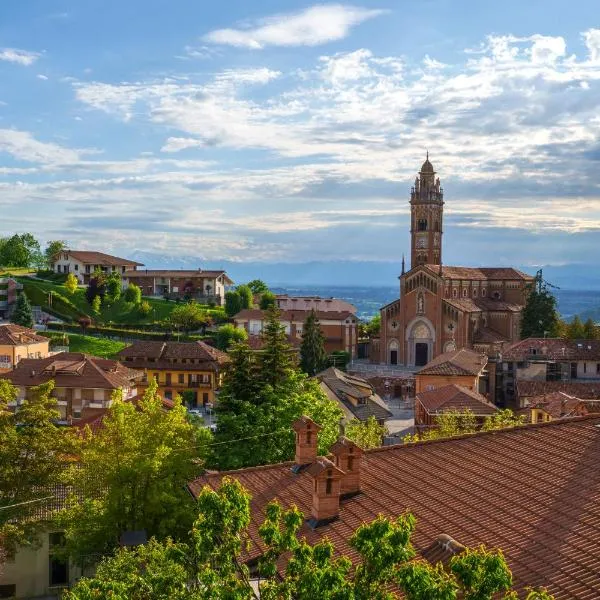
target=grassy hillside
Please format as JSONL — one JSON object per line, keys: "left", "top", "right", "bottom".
{"left": 41, "top": 332, "right": 127, "bottom": 359}
{"left": 19, "top": 278, "right": 225, "bottom": 326}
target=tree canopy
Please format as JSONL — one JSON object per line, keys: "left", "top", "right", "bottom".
{"left": 0, "top": 233, "right": 43, "bottom": 269}
{"left": 345, "top": 416, "right": 388, "bottom": 449}
{"left": 520, "top": 272, "right": 561, "bottom": 339}
{"left": 225, "top": 290, "right": 243, "bottom": 317}
{"left": 44, "top": 240, "right": 67, "bottom": 268}
{"left": 236, "top": 284, "right": 254, "bottom": 310}
{"left": 170, "top": 301, "right": 210, "bottom": 333}
{"left": 299, "top": 309, "right": 328, "bottom": 376}
{"left": 215, "top": 323, "right": 248, "bottom": 351}
{"left": 56, "top": 380, "right": 209, "bottom": 566}
{"left": 246, "top": 279, "right": 269, "bottom": 295}
{"left": 65, "top": 478, "right": 554, "bottom": 600}
{"left": 11, "top": 292, "right": 34, "bottom": 328}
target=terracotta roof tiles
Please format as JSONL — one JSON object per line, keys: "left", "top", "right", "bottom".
{"left": 188, "top": 416, "right": 600, "bottom": 599}
{"left": 516, "top": 380, "right": 600, "bottom": 400}
{"left": 66, "top": 251, "right": 143, "bottom": 267}
{"left": 503, "top": 338, "right": 600, "bottom": 361}
{"left": 425, "top": 265, "right": 534, "bottom": 281}
{"left": 234, "top": 308, "right": 357, "bottom": 322}
{"left": 416, "top": 384, "right": 499, "bottom": 416}
{"left": 0, "top": 324, "right": 49, "bottom": 346}
{"left": 416, "top": 348, "right": 487, "bottom": 377}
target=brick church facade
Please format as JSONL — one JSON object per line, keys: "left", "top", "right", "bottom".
{"left": 377, "top": 155, "right": 534, "bottom": 367}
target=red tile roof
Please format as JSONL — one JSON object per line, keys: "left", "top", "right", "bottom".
{"left": 516, "top": 380, "right": 600, "bottom": 400}
{"left": 189, "top": 416, "right": 600, "bottom": 599}
{"left": 117, "top": 341, "right": 230, "bottom": 371}
{"left": 66, "top": 251, "right": 143, "bottom": 267}
{"left": 521, "top": 392, "right": 587, "bottom": 420}
{"left": 503, "top": 338, "right": 600, "bottom": 361}
{"left": 444, "top": 298, "right": 523, "bottom": 313}
{"left": 416, "top": 384, "right": 498, "bottom": 416}
{"left": 234, "top": 309, "right": 357, "bottom": 322}
{"left": 425, "top": 265, "right": 534, "bottom": 281}
{"left": 0, "top": 323, "right": 49, "bottom": 346}
{"left": 416, "top": 348, "right": 487, "bottom": 377}
{"left": 1, "top": 352, "right": 142, "bottom": 389}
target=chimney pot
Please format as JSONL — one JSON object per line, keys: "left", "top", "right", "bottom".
{"left": 305, "top": 457, "right": 344, "bottom": 527}
{"left": 330, "top": 437, "right": 364, "bottom": 498}
{"left": 292, "top": 416, "right": 322, "bottom": 467}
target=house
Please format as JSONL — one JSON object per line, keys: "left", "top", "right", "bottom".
{"left": 0, "top": 352, "right": 143, "bottom": 421}
{"left": 122, "top": 269, "right": 233, "bottom": 305}
{"left": 188, "top": 414, "right": 600, "bottom": 599}
{"left": 0, "top": 277, "right": 22, "bottom": 320}
{"left": 316, "top": 367, "right": 392, "bottom": 425}
{"left": 51, "top": 250, "right": 143, "bottom": 284}
{"left": 0, "top": 486, "right": 89, "bottom": 599}
{"left": 275, "top": 295, "right": 357, "bottom": 314}
{"left": 516, "top": 379, "right": 600, "bottom": 406}
{"left": 117, "top": 341, "right": 229, "bottom": 406}
{"left": 500, "top": 338, "right": 600, "bottom": 408}
{"left": 234, "top": 309, "right": 359, "bottom": 358}
{"left": 414, "top": 383, "right": 499, "bottom": 430}
{"left": 414, "top": 347, "right": 488, "bottom": 394}
{"left": 0, "top": 324, "right": 50, "bottom": 373}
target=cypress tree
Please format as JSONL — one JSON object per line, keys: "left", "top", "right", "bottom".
{"left": 520, "top": 272, "right": 561, "bottom": 338}
{"left": 300, "top": 309, "right": 328, "bottom": 376}
{"left": 11, "top": 292, "right": 34, "bottom": 328}
{"left": 258, "top": 306, "right": 295, "bottom": 388}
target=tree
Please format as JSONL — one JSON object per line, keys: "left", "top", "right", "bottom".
{"left": 44, "top": 240, "right": 67, "bottom": 268}
{"left": 215, "top": 323, "right": 248, "bottom": 351}
{"left": 0, "top": 234, "right": 30, "bottom": 268}
{"left": 300, "top": 310, "right": 328, "bottom": 376}
{"left": 236, "top": 284, "right": 254, "bottom": 310}
{"left": 11, "top": 292, "right": 34, "bottom": 328}
{"left": 0, "top": 380, "right": 74, "bottom": 557}
{"left": 105, "top": 272, "right": 122, "bottom": 304}
{"left": 91, "top": 294, "right": 102, "bottom": 315}
{"left": 65, "top": 478, "right": 554, "bottom": 600}
{"left": 259, "top": 290, "right": 277, "bottom": 310}
{"left": 225, "top": 290, "right": 243, "bottom": 317}
{"left": 247, "top": 279, "right": 269, "bottom": 295}
{"left": 85, "top": 271, "right": 106, "bottom": 305}
{"left": 65, "top": 273, "right": 79, "bottom": 295}
{"left": 367, "top": 314, "right": 381, "bottom": 336}
{"left": 170, "top": 301, "right": 210, "bottom": 333}
{"left": 138, "top": 300, "right": 152, "bottom": 316}
{"left": 258, "top": 306, "right": 296, "bottom": 388}
{"left": 345, "top": 416, "right": 388, "bottom": 449}
{"left": 124, "top": 283, "right": 142, "bottom": 304}
{"left": 583, "top": 317, "right": 598, "bottom": 340}
{"left": 520, "top": 272, "right": 561, "bottom": 339}
{"left": 566, "top": 315, "right": 585, "bottom": 339}
{"left": 56, "top": 380, "right": 205, "bottom": 566}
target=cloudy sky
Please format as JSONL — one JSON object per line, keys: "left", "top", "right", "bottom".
{"left": 1, "top": 0, "right": 599, "bottom": 275}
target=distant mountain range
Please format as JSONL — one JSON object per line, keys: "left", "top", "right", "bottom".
{"left": 129, "top": 251, "right": 600, "bottom": 290}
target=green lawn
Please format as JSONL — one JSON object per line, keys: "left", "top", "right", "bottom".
{"left": 18, "top": 277, "right": 225, "bottom": 326}
{"left": 41, "top": 332, "right": 128, "bottom": 359}
{"left": 0, "top": 267, "right": 34, "bottom": 277}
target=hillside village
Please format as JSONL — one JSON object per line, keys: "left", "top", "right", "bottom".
{"left": 1, "top": 157, "right": 600, "bottom": 599}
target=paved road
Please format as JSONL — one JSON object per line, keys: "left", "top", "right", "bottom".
{"left": 382, "top": 396, "right": 415, "bottom": 438}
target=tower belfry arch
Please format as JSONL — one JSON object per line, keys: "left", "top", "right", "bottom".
{"left": 410, "top": 154, "right": 444, "bottom": 268}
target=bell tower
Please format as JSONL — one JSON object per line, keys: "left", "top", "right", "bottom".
{"left": 410, "top": 153, "right": 444, "bottom": 268}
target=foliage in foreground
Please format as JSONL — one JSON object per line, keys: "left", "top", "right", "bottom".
{"left": 64, "top": 478, "right": 554, "bottom": 600}
{"left": 345, "top": 416, "right": 389, "bottom": 449}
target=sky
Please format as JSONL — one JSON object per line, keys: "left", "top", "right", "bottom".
{"left": 0, "top": 0, "right": 599, "bottom": 276}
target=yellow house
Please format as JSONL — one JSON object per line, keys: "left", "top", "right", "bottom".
{"left": 118, "top": 341, "right": 229, "bottom": 406}
{"left": 0, "top": 324, "right": 50, "bottom": 373}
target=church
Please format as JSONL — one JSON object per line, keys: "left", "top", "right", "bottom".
{"left": 376, "top": 155, "right": 534, "bottom": 367}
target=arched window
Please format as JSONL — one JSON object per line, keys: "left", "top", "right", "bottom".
{"left": 417, "top": 219, "right": 427, "bottom": 232}
{"left": 473, "top": 288, "right": 478, "bottom": 297}
{"left": 482, "top": 288, "right": 487, "bottom": 297}
{"left": 462, "top": 288, "right": 468, "bottom": 297}
{"left": 453, "top": 288, "right": 458, "bottom": 298}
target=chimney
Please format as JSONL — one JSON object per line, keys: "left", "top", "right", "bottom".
{"left": 305, "top": 457, "right": 344, "bottom": 527}
{"left": 330, "top": 437, "right": 363, "bottom": 498}
{"left": 292, "top": 416, "right": 322, "bottom": 468}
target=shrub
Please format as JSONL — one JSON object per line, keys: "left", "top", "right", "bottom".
{"left": 124, "top": 284, "right": 142, "bottom": 304}
{"left": 138, "top": 300, "right": 152, "bottom": 316}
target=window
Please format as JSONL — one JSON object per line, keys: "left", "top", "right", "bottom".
{"left": 0, "top": 585, "right": 17, "bottom": 598}
{"left": 164, "top": 391, "right": 172, "bottom": 400}
{"left": 452, "top": 288, "right": 458, "bottom": 298}
{"left": 178, "top": 374, "right": 185, "bottom": 384}
{"left": 481, "top": 288, "right": 486, "bottom": 297}
{"left": 597, "top": 363, "right": 600, "bottom": 374}
{"left": 462, "top": 288, "right": 468, "bottom": 297}
{"left": 49, "top": 532, "right": 68, "bottom": 586}
{"left": 472, "top": 288, "right": 477, "bottom": 297}
{"left": 74, "top": 264, "right": 79, "bottom": 271}
{"left": 417, "top": 219, "right": 427, "bottom": 231}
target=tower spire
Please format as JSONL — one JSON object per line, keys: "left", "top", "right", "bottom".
{"left": 401, "top": 254, "right": 405, "bottom": 276}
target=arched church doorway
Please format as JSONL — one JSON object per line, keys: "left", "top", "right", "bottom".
{"left": 389, "top": 340, "right": 399, "bottom": 365}
{"left": 406, "top": 318, "right": 435, "bottom": 367}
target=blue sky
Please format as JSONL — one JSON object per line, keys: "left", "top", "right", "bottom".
{"left": 1, "top": 1, "right": 599, "bottom": 273}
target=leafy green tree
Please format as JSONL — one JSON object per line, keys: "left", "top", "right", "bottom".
{"left": 258, "top": 306, "right": 296, "bottom": 388}
{"left": 85, "top": 272, "right": 106, "bottom": 305}
{"left": 91, "top": 294, "right": 102, "bottom": 315}
{"left": 520, "top": 272, "right": 561, "bottom": 339}
{"left": 56, "top": 380, "right": 205, "bottom": 566}
{"left": 215, "top": 323, "right": 248, "bottom": 351}
{"left": 65, "top": 272, "right": 79, "bottom": 295}
{"left": 566, "top": 315, "right": 585, "bottom": 339}
{"left": 65, "top": 478, "right": 554, "bottom": 600}
{"left": 259, "top": 290, "right": 277, "bottom": 310}
{"left": 364, "top": 314, "right": 381, "bottom": 337}
{"left": 583, "top": 317, "right": 598, "bottom": 340}
{"left": 225, "top": 290, "right": 243, "bottom": 317}
{"left": 236, "top": 284, "right": 254, "bottom": 310}
{"left": 247, "top": 279, "right": 269, "bottom": 295}
{"left": 0, "top": 380, "right": 74, "bottom": 556}
{"left": 11, "top": 292, "right": 34, "bottom": 328}
{"left": 345, "top": 416, "right": 388, "bottom": 449}
{"left": 170, "top": 301, "right": 210, "bottom": 333}
{"left": 105, "top": 272, "right": 122, "bottom": 304}
{"left": 124, "top": 283, "right": 142, "bottom": 304}
{"left": 0, "top": 234, "right": 30, "bottom": 268}
{"left": 481, "top": 409, "right": 525, "bottom": 431}
{"left": 300, "top": 309, "right": 328, "bottom": 376}
{"left": 44, "top": 240, "right": 67, "bottom": 268}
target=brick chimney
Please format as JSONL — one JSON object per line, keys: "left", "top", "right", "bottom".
{"left": 306, "top": 457, "right": 344, "bottom": 527}
{"left": 330, "top": 437, "right": 363, "bottom": 498}
{"left": 292, "top": 416, "right": 322, "bottom": 467}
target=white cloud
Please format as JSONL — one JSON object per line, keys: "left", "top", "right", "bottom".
{"left": 202, "top": 4, "right": 385, "bottom": 49}
{"left": 583, "top": 28, "right": 600, "bottom": 63}
{"left": 528, "top": 35, "right": 566, "bottom": 64}
{"left": 0, "top": 129, "right": 83, "bottom": 164}
{"left": 37, "top": 74, "right": 48, "bottom": 80}
{"left": 319, "top": 49, "right": 374, "bottom": 83}
{"left": 0, "top": 47, "right": 41, "bottom": 66}
{"left": 161, "top": 137, "right": 202, "bottom": 153}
